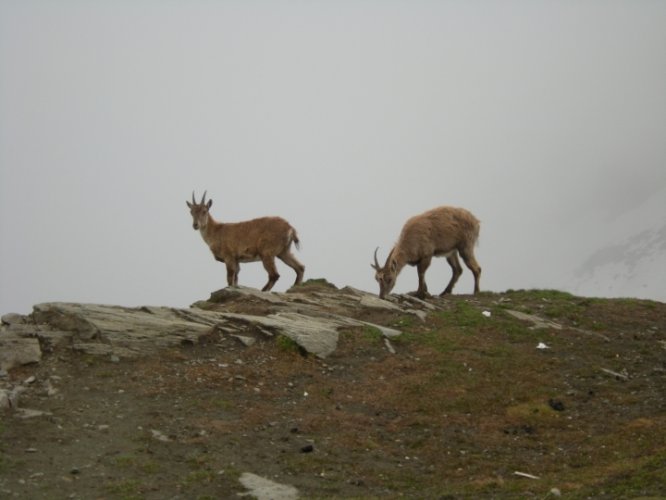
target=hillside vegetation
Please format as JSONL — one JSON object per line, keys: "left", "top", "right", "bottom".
{"left": 1, "top": 284, "right": 665, "bottom": 498}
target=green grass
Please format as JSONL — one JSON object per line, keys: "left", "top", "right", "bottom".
{"left": 181, "top": 469, "right": 216, "bottom": 488}
{"left": 504, "top": 288, "right": 577, "bottom": 301}
{"left": 104, "top": 479, "right": 144, "bottom": 499}
{"left": 361, "top": 325, "right": 384, "bottom": 341}
{"left": 111, "top": 455, "right": 137, "bottom": 468}
{"left": 110, "top": 454, "right": 160, "bottom": 474}
{"left": 392, "top": 314, "right": 418, "bottom": 329}
{"left": 276, "top": 334, "right": 301, "bottom": 353}
{"left": 210, "top": 397, "right": 234, "bottom": 411}
{"left": 436, "top": 301, "right": 489, "bottom": 330}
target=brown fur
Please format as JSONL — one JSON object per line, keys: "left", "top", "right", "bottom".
{"left": 372, "top": 206, "right": 481, "bottom": 299}
{"left": 187, "top": 192, "right": 304, "bottom": 291}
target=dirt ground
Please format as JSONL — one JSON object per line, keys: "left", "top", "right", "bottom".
{"left": 2, "top": 288, "right": 666, "bottom": 499}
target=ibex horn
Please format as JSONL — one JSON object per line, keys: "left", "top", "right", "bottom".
{"left": 372, "top": 247, "right": 381, "bottom": 270}
{"left": 191, "top": 191, "right": 196, "bottom": 204}
{"left": 200, "top": 191, "right": 207, "bottom": 204}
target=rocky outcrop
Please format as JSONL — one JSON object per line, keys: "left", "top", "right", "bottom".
{"left": 0, "top": 281, "right": 436, "bottom": 377}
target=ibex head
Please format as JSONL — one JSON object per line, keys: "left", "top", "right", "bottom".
{"left": 371, "top": 247, "right": 398, "bottom": 299}
{"left": 186, "top": 191, "right": 212, "bottom": 230}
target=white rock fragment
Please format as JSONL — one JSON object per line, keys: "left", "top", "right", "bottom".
{"left": 482, "top": 310, "right": 491, "bottom": 318}
{"left": 600, "top": 367, "right": 629, "bottom": 380}
{"left": 231, "top": 335, "right": 256, "bottom": 347}
{"left": 150, "top": 429, "right": 171, "bottom": 442}
{"left": 238, "top": 472, "right": 299, "bottom": 500}
{"left": 536, "top": 342, "right": 550, "bottom": 350}
{"left": 513, "top": 470, "right": 540, "bottom": 479}
{"left": 16, "top": 408, "right": 51, "bottom": 419}
{"left": 506, "top": 310, "right": 562, "bottom": 330}
{"left": 406, "top": 309, "right": 428, "bottom": 322}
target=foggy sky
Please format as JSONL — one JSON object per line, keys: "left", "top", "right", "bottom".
{"left": 2, "top": 1, "right": 666, "bottom": 314}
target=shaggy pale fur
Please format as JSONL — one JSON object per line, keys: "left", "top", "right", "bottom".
{"left": 372, "top": 206, "right": 481, "bottom": 299}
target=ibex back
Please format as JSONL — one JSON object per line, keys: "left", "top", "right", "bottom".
{"left": 187, "top": 192, "right": 305, "bottom": 291}
{"left": 372, "top": 206, "right": 481, "bottom": 299}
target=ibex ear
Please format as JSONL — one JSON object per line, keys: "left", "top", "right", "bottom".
{"left": 206, "top": 199, "right": 213, "bottom": 209}
{"left": 186, "top": 201, "right": 192, "bottom": 208}
{"left": 390, "top": 260, "right": 398, "bottom": 272}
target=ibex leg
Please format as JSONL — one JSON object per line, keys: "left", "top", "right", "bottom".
{"left": 441, "top": 252, "right": 463, "bottom": 295}
{"left": 459, "top": 246, "right": 481, "bottom": 294}
{"left": 414, "top": 256, "right": 432, "bottom": 299}
{"left": 225, "top": 262, "right": 239, "bottom": 287}
{"left": 278, "top": 251, "right": 305, "bottom": 287}
{"left": 261, "top": 256, "right": 280, "bottom": 292}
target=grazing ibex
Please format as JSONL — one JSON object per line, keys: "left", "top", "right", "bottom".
{"left": 187, "top": 192, "right": 305, "bottom": 292}
{"left": 371, "top": 206, "right": 481, "bottom": 299}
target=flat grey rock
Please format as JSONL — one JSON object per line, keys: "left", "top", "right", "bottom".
{"left": 0, "top": 283, "right": 444, "bottom": 363}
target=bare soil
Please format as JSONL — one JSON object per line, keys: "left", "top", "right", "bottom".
{"left": 2, "top": 288, "right": 666, "bottom": 499}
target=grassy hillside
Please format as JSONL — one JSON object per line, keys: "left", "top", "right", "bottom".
{"left": 1, "top": 287, "right": 665, "bottom": 498}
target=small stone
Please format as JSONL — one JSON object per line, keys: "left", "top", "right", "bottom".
{"left": 548, "top": 399, "right": 565, "bottom": 412}
{"left": 300, "top": 444, "right": 314, "bottom": 453}
{"left": 150, "top": 429, "right": 171, "bottom": 442}
{"left": 70, "top": 467, "right": 80, "bottom": 475}
{"left": 16, "top": 408, "right": 50, "bottom": 419}
{"left": 231, "top": 335, "right": 256, "bottom": 347}
{"left": 45, "top": 381, "right": 58, "bottom": 397}
{"left": 0, "top": 390, "right": 9, "bottom": 409}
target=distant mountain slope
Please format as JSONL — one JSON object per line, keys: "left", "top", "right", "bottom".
{"left": 571, "top": 187, "right": 666, "bottom": 302}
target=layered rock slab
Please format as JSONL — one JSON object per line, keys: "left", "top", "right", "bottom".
{"left": 1, "top": 283, "right": 429, "bottom": 368}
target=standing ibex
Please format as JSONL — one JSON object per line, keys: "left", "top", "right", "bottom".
{"left": 372, "top": 206, "right": 481, "bottom": 299}
{"left": 187, "top": 192, "right": 305, "bottom": 291}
